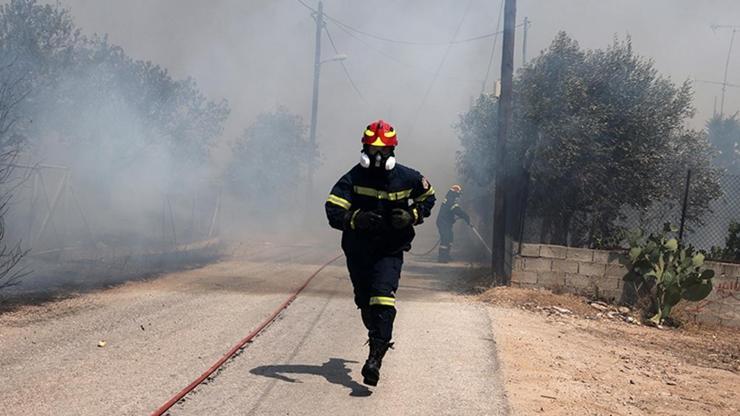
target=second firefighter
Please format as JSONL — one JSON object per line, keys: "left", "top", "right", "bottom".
{"left": 435, "top": 185, "right": 470, "bottom": 263}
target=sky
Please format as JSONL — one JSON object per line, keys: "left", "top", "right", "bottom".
{"left": 40, "top": 0, "right": 740, "bottom": 194}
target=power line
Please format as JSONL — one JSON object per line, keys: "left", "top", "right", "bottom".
{"left": 328, "top": 15, "right": 506, "bottom": 46}
{"left": 482, "top": 0, "right": 504, "bottom": 94}
{"left": 295, "top": 0, "right": 316, "bottom": 13}
{"left": 295, "top": 0, "right": 524, "bottom": 85}
{"left": 408, "top": 0, "right": 475, "bottom": 135}
{"left": 694, "top": 79, "right": 740, "bottom": 88}
{"left": 330, "top": 18, "right": 484, "bottom": 84}
{"left": 323, "top": 25, "right": 366, "bottom": 102}
{"left": 295, "top": 0, "right": 516, "bottom": 47}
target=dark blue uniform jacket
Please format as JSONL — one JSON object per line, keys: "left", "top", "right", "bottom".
{"left": 325, "top": 164, "right": 436, "bottom": 256}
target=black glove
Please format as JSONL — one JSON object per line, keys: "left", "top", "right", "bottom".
{"left": 390, "top": 208, "right": 414, "bottom": 229}
{"left": 353, "top": 210, "right": 383, "bottom": 230}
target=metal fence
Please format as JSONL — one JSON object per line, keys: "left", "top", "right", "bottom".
{"left": 516, "top": 171, "right": 740, "bottom": 262}
{"left": 4, "top": 164, "right": 222, "bottom": 256}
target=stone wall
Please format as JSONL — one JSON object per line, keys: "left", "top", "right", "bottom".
{"left": 512, "top": 244, "right": 740, "bottom": 328}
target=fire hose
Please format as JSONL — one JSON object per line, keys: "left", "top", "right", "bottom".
{"left": 150, "top": 253, "right": 343, "bottom": 416}
{"left": 409, "top": 239, "right": 440, "bottom": 256}
{"left": 411, "top": 225, "right": 491, "bottom": 257}
{"left": 469, "top": 224, "right": 492, "bottom": 255}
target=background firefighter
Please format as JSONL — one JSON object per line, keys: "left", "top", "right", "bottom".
{"left": 435, "top": 185, "right": 470, "bottom": 263}
{"left": 324, "top": 120, "right": 436, "bottom": 387}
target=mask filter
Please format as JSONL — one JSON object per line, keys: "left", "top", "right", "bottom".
{"left": 385, "top": 156, "right": 396, "bottom": 170}
{"left": 360, "top": 152, "right": 371, "bottom": 168}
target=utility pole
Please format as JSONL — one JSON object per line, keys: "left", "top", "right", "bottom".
{"left": 693, "top": 79, "right": 740, "bottom": 116}
{"left": 721, "top": 28, "right": 737, "bottom": 116}
{"left": 711, "top": 24, "right": 740, "bottom": 116}
{"left": 307, "top": 1, "right": 324, "bottom": 203}
{"left": 522, "top": 16, "right": 529, "bottom": 66}
{"left": 493, "top": 0, "right": 516, "bottom": 285}
{"left": 714, "top": 96, "right": 718, "bottom": 117}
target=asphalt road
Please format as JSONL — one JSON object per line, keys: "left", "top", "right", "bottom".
{"left": 0, "top": 242, "right": 508, "bottom": 415}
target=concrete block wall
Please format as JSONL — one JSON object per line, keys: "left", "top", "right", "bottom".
{"left": 684, "top": 261, "right": 740, "bottom": 327}
{"left": 512, "top": 244, "right": 624, "bottom": 300}
{"left": 512, "top": 244, "right": 740, "bottom": 328}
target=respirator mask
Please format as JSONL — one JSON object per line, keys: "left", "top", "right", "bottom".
{"left": 360, "top": 145, "right": 396, "bottom": 171}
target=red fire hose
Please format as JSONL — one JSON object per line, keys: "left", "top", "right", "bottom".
{"left": 150, "top": 253, "right": 343, "bottom": 416}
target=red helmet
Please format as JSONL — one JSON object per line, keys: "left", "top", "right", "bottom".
{"left": 362, "top": 119, "right": 397, "bottom": 147}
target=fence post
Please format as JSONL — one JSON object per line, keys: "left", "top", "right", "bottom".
{"left": 517, "top": 171, "right": 530, "bottom": 255}
{"left": 679, "top": 169, "right": 692, "bottom": 241}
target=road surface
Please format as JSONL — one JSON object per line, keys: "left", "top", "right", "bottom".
{"left": 0, "top": 242, "right": 508, "bottom": 415}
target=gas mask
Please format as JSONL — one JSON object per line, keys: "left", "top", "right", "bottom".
{"left": 360, "top": 145, "right": 396, "bottom": 171}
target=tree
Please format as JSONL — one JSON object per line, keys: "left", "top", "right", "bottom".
{"left": 0, "top": 0, "right": 81, "bottom": 145}
{"left": 0, "top": 0, "right": 230, "bottom": 171}
{"left": 456, "top": 32, "right": 722, "bottom": 247}
{"left": 227, "top": 107, "right": 317, "bottom": 220}
{"left": 706, "top": 114, "right": 740, "bottom": 174}
{"left": 0, "top": 0, "right": 231, "bottom": 260}
{"left": 0, "top": 9, "right": 43, "bottom": 289}
{"left": 0, "top": 66, "right": 28, "bottom": 290}
{"left": 456, "top": 93, "right": 498, "bottom": 188}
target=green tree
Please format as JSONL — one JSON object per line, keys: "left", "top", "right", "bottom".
{"left": 0, "top": 0, "right": 229, "bottom": 169}
{"left": 456, "top": 32, "right": 721, "bottom": 246}
{"left": 709, "top": 221, "right": 740, "bottom": 261}
{"left": 227, "top": 107, "right": 318, "bottom": 220}
{"left": 0, "top": 0, "right": 230, "bottom": 256}
{"left": 706, "top": 114, "right": 740, "bottom": 174}
{"left": 456, "top": 93, "right": 498, "bottom": 187}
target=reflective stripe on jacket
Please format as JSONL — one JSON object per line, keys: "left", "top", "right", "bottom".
{"left": 325, "top": 163, "right": 436, "bottom": 255}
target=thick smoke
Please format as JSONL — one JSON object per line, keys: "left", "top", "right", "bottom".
{"left": 2, "top": 0, "right": 739, "bottom": 293}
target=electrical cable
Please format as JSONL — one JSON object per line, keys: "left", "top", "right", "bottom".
{"left": 295, "top": 0, "right": 523, "bottom": 85}
{"left": 323, "top": 25, "right": 366, "bottom": 103}
{"left": 330, "top": 21, "right": 483, "bottom": 85}
{"left": 407, "top": 0, "right": 475, "bottom": 136}
{"left": 295, "top": 0, "right": 515, "bottom": 47}
{"left": 694, "top": 79, "right": 740, "bottom": 88}
{"left": 482, "top": 0, "right": 504, "bottom": 94}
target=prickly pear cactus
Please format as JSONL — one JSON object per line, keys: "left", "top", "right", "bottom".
{"left": 623, "top": 223, "right": 715, "bottom": 325}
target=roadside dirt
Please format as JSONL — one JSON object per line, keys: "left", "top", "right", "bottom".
{"left": 482, "top": 287, "right": 740, "bottom": 415}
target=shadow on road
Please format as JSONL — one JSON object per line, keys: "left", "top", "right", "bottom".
{"left": 250, "top": 357, "right": 372, "bottom": 397}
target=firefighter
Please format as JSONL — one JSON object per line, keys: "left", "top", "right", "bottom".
{"left": 325, "top": 120, "right": 436, "bottom": 386}
{"left": 435, "top": 185, "right": 470, "bottom": 263}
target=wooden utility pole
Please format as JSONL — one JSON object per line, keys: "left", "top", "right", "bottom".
{"left": 522, "top": 16, "right": 530, "bottom": 66}
{"left": 492, "top": 0, "right": 516, "bottom": 285}
{"left": 721, "top": 28, "right": 737, "bottom": 116}
{"left": 307, "top": 1, "right": 324, "bottom": 203}
{"left": 711, "top": 24, "right": 740, "bottom": 116}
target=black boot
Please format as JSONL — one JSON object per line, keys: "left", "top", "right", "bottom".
{"left": 438, "top": 246, "right": 451, "bottom": 263}
{"left": 361, "top": 338, "right": 393, "bottom": 386}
